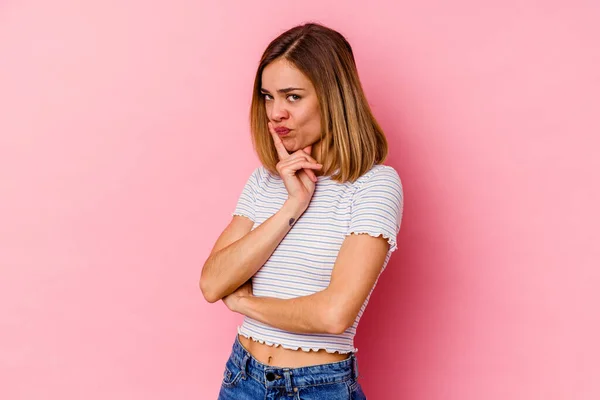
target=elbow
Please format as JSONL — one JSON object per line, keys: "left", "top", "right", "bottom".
{"left": 199, "top": 276, "right": 220, "bottom": 304}
{"left": 199, "top": 258, "right": 223, "bottom": 303}
{"left": 321, "top": 304, "right": 353, "bottom": 335}
{"left": 324, "top": 316, "right": 351, "bottom": 335}
{"left": 325, "top": 324, "right": 347, "bottom": 336}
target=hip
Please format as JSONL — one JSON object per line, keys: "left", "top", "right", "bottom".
{"left": 218, "top": 334, "right": 366, "bottom": 399}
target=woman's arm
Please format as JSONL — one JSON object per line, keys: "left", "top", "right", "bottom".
{"left": 226, "top": 232, "right": 391, "bottom": 335}
{"left": 233, "top": 290, "right": 337, "bottom": 334}
{"left": 200, "top": 200, "right": 305, "bottom": 303}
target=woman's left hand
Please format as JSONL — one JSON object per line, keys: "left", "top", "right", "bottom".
{"left": 222, "top": 279, "right": 253, "bottom": 313}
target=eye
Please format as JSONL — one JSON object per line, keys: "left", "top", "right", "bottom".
{"left": 261, "top": 93, "right": 301, "bottom": 102}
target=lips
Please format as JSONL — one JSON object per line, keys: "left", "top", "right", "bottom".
{"left": 274, "top": 127, "right": 290, "bottom": 136}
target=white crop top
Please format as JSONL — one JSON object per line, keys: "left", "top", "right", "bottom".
{"left": 231, "top": 163, "right": 404, "bottom": 354}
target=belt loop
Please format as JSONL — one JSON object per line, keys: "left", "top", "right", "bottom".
{"left": 352, "top": 354, "right": 359, "bottom": 380}
{"left": 283, "top": 368, "right": 294, "bottom": 393}
{"left": 240, "top": 353, "right": 251, "bottom": 380}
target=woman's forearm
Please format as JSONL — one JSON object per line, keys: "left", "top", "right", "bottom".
{"left": 234, "top": 291, "right": 341, "bottom": 335}
{"left": 200, "top": 200, "right": 304, "bottom": 303}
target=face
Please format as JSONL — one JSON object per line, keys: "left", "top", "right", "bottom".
{"left": 261, "top": 58, "right": 322, "bottom": 156}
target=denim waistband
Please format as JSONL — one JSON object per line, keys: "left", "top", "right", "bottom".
{"left": 229, "top": 334, "right": 359, "bottom": 389}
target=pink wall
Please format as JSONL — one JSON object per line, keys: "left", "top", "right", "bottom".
{"left": 1, "top": 1, "right": 598, "bottom": 399}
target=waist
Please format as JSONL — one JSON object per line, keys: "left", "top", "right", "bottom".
{"left": 230, "top": 334, "right": 359, "bottom": 386}
{"left": 237, "top": 333, "right": 351, "bottom": 368}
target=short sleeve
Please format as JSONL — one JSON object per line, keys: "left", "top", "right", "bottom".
{"left": 346, "top": 165, "right": 404, "bottom": 253}
{"left": 231, "top": 166, "right": 261, "bottom": 223}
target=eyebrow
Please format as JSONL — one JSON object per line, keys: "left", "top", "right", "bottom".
{"left": 260, "top": 87, "right": 306, "bottom": 94}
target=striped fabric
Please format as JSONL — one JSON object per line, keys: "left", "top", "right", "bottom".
{"left": 231, "top": 164, "right": 404, "bottom": 354}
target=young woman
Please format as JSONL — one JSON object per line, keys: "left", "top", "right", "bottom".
{"left": 201, "top": 22, "right": 404, "bottom": 400}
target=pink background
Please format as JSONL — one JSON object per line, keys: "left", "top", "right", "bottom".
{"left": 1, "top": 1, "right": 599, "bottom": 399}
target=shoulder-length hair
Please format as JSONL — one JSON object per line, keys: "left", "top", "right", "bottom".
{"left": 249, "top": 22, "right": 389, "bottom": 184}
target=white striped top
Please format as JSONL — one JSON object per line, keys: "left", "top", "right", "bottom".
{"left": 231, "top": 163, "right": 404, "bottom": 354}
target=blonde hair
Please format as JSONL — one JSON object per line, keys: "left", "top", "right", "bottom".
{"left": 249, "top": 22, "right": 389, "bottom": 183}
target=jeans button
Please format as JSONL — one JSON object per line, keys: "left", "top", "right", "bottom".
{"left": 266, "top": 372, "right": 275, "bottom": 381}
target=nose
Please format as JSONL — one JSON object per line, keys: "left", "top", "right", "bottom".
{"left": 269, "top": 98, "right": 289, "bottom": 121}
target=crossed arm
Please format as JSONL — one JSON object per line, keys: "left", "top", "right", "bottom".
{"left": 225, "top": 232, "right": 390, "bottom": 335}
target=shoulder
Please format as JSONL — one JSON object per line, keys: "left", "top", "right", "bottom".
{"left": 350, "top": 164, "right": 403, "bottom": 209}
{"left": 246, "top": 165, "right": 269, "bottom": 182}
{"left": 354, "top": 164, "right": 402, "bottom": 190}
{"left": 246, "top": 165, "right": 272, "bottom": 193}
{"left": 235, "top": 165, "right": 270, "bottom": 196}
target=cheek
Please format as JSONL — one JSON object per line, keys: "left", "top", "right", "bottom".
{"left": 264, "top": 103, "right": 273, "bottom": 117}
{"left": 297, "top": 105, "right": 320, "bottom": 128}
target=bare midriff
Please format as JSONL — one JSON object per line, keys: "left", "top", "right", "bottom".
{"left": 237, "top": 334, "right": 350, "bottom": 368}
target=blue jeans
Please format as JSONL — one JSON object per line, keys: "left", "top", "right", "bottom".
{"left": 217, "top": 334, "right": 367, "bottom": 399}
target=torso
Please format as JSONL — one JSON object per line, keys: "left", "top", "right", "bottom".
{"left": 234, "top": 166, "right": 394, "bottom": 366}
{"left": 238, "top": 334, "right": 350, "bottom": 368}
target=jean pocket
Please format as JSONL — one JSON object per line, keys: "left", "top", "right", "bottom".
{"left": 295, "top": 380, "right": 351, "bottom": 399}
{"left": 221, "top": 360, "right": 243, "bottom": 388}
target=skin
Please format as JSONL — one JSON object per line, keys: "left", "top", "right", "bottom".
{"left": 260, "top": 58, "right": 325, "bottom": 172}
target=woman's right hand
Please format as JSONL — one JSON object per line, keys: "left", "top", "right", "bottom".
{"left": 268, "top": 121, "right": 323, "bottom": 211}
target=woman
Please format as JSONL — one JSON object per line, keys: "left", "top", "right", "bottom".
{"left": 201, "top": 22, "right": 404, "bottom": 399}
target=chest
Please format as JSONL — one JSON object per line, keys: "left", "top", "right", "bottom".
{"left": 250, "top": 181, "right": 355, "bottom": 298}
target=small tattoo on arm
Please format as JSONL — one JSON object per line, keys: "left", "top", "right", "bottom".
{"left": 289, "top": 218, "right": 295, "bottom": 226}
